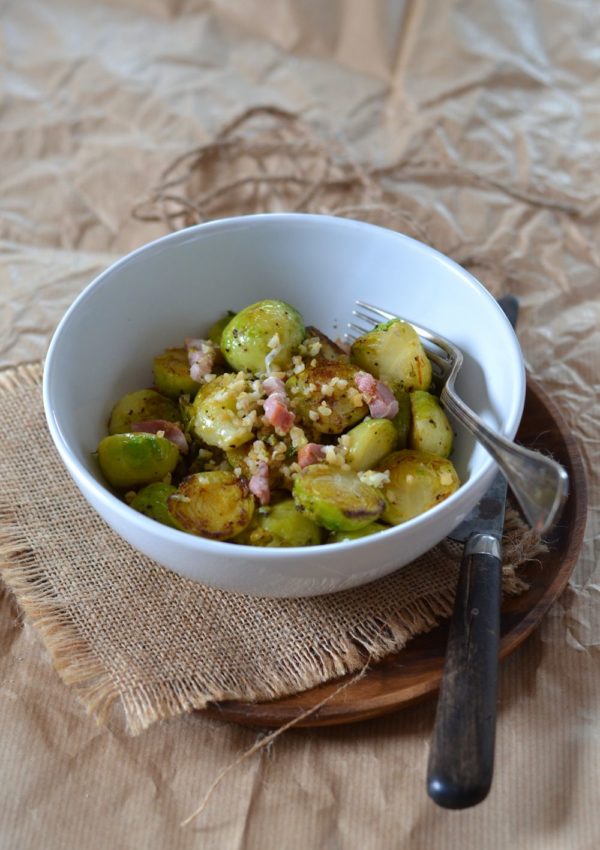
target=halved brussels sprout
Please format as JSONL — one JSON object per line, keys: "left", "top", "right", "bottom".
{"left": 167, "top": 471, "right": 254, "bottom": 540}
{"left": 153, "top": 347, "right": 201, "bottom": 399}
{"left": 97, "top": 433, "right": 180, "bottom": 490}
{"left": 108, "top": 388, "right": 180, "bottom": 435}
{"left": 287, "top": 362, "right": 368, "bottom": 435}
{"left": 378, "top": 449, "right": 459, "bottom": 524}
{"left": 191, "top": 373, "right": 255, "bottom": 450}
{"left": 409, "top": 391, "right": 453, "bottom": 457}
{"left": 344, "top": 417, "right": 398, "bottom": 471}
{"left": 221, "top": 299, "right": 305, "bottom": 374}
{"left": 235, "top": 499, "right": 323, "bottom": 547}
{"left": 292, "top": 464, "right": 385, "bottom": 532}
{"left": 130, "top": 482, "right": 182, "bottom": 529}
{"left": 328, "top": 522, "right": 389, "bottom": 543}
{"left": 350, "top": 319, "right": 432, "bottom": 393}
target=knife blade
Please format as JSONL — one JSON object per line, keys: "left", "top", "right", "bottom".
{"left": 426, "top": 294, "right": 517, "bottom": 810}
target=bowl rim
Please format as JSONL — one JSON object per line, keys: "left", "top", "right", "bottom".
{"left": 43, "top": 212, "right": 526, "bottom": 560}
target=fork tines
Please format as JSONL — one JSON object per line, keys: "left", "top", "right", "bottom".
{"left": 346, "top": 300, "right": 454, "bottom": 385}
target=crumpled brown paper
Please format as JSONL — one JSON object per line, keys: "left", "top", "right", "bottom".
{"left": 1, "top": 1, "right": 598, "bottom": 848}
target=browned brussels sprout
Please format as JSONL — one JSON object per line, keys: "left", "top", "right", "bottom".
{"left": 97, "top": 433, "right": 180, "bottom": 490}
{"left": 108, "top": 389, "right": 179, "bottom": 435}
{"left": 350, "top": 319, "right": 431, "bottom": 393}
{"left": 292, "top": 464, "right": 385, "bottom": 532}
{"left": 167, "top": 471, "right": 255, "bottom": 540}
{"left": 408, "top": 391, "right": 453, "bottom": 457}
{"left": 191, "top": 372, "right": 256, "bottom": 450}
{"left": 235, "top": 499, "right": 323, "bottom": 547}
{"left": 287, "top": 362, "right": 368, "bottom": 435}
{"left": 130, "top": 483, "right": 182, "bottom": 529}
{"left": 344, "top": 417, "right": 398, "bottom": 471}
{"left": 153, "top": 348, "right": 200, "bottom": 398}
{"left": 378, "top": 449, "right": 459, "bottom": 524}
{"left": 221, "top": 299, "right": 305, "bottom": 374}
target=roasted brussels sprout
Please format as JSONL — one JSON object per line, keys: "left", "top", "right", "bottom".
{"left": 97, "top": 433, "right": 180, "bottom": 490}
{"left": 221, "top": 299, "right": 305, "bottom": 374}
{"left": 130, "top": 482, "right": 182, "bottom": 529}
{"left": 167, "top": 471, "right": 255, "bottom": 540}
{"left": 235, "top": 499, "right": 323, "bottom": 547}
{"left": 191, "top": 373, "right": 255, "bottom": 450}
{"left": 408, "top": 391, "right": 453, "bottom": 457}
{"left": 350, "top": 319, "right": 432, "bottom": 393}
{"left": 108, "top": 388, "right": 180, "bottom": 435}
{"left": 344, "top": 417, "right": 398, "bottom": 471}
{"left": 153, "top": 347, "right": 200, "bottom": 398}
{"left": 378, "top": 449, "right": 459, "bottom": 524}
{"left": 292, "top": 464, "right": 385, "bottom": 532}
{"left": 328, "top": 522, "right": 389, "bottom": 543}
{"left": 287, "top": 362, "right": 368, "bottom": 435}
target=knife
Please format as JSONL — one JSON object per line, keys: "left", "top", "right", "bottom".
{"left": 426, "top": 294, "right": 518, "bottom": 809}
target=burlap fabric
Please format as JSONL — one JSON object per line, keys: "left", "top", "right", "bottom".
{"left": 0, "top": 362, "right": 542, "bottom": 735}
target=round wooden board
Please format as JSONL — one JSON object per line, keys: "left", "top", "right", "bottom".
{"left": 205, "top": 377, "right": 587, "bottom": 729}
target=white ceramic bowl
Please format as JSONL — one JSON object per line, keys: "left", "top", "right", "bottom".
{"left": 43, "top": 214, "right": 525, "bottom": 598}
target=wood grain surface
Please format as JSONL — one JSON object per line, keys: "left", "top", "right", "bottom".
{"left": 204, "top": 377, "right": 587, "bottom": 729}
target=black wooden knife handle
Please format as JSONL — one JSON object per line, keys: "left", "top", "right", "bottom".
{"left": 426, "top": 534, "right": 502, "bottom": 809}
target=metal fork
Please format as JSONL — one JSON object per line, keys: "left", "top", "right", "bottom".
{"left": 348, "top": 300, "right": 569, "bottom": 533}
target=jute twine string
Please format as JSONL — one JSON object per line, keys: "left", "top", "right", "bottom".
{"left": 133, "top": 105, "right": 587, "bottom": 242}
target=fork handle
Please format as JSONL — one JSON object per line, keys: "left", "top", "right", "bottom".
{"left": 426, "top": 533, "right": 502, "bottom": 809}
{"left": 440, "top": 388, "right": 568, "bottom": 533}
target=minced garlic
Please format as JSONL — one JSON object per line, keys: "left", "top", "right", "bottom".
{"left": 358, "top": 470, "right": 390, "bottom": 488}
{"left": 349, "top": 388, "right": 365, "bottom": 408}
{"left": 323, "top": 445, "right": 348, "bottom": 468}
{"left": 289, "top": 426, "right": 308, "bottom": 449}
{"left": 298, "top": 337, "right": 322, "bottom": 357}
{"left": 264, "top": 333, "right": 283, "bottom": 375}
{"left": 292, "top": 355, "right": 305, "bottom": 374}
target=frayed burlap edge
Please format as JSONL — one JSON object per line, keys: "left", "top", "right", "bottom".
{"left": 0, "top": 362, "right": 545, "bottom": 735}
{"left": 0, "top": 498, "right": 456, "bottom": 733}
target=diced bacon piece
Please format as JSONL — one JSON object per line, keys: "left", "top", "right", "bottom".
{"left": 262, "top": 376, "right": 286, "bottom": 396}
{"left": 249, "top": 462, "right": 270, "bottom": 506}
{"left": 354, "top": 371, "right": 399, "bottom": 420}
{"left": 263, "top": 392, "right": 295, "bottom": 434}
{"left": 189, "top": 359, "right": 213, "bottom": 382}
{"left": 297, "top": 443, "right": 326, "bottom": 469}
{"left": 185, "top": 338, "right": 215, "bottom": 382}
{"left": 354, "top": 370, "right": 378, "bottom": 397}
{"left": 131, "top": 419, "right": 188, "bottom": 454}
{"left": 262, "top": 376, "right": 295, "bottom": 434}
